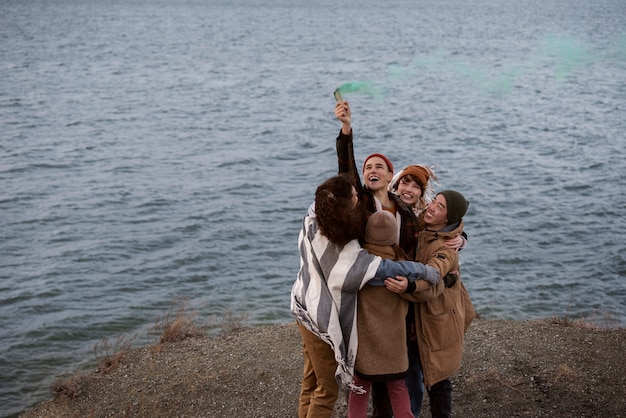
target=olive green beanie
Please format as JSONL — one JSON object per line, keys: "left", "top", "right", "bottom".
{"left": 439, "top": 190, "right": 469, "bottom": 225}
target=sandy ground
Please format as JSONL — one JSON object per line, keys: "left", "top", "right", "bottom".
{"left": 20, "top": 317, "right": 626, "bottom": 418}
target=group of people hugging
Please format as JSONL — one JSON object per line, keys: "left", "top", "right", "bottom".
{"left": 290, "top": 100, "right": 475, "bottom": 418}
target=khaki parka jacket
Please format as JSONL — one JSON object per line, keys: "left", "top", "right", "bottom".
{"left": 401, "top": 220, "right": 475, "bottom": 387}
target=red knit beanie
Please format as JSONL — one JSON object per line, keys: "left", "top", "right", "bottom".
{"left": 362, "top": 153, "right": 394, "bottom": 174}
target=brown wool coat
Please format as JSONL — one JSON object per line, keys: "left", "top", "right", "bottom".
{"left": 355, "top": 243, "right": 410, "bottom": 381}
{"left": 402, "top": 220, "right": 476, "bottom": 387}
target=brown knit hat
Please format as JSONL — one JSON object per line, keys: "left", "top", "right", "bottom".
{"left": 364, "top": 211, "right": 398, "bottom": 246}
{"left": 399, "top": 165, "right": 430, "bottom": 190}
{"left": 438, "top": 190, "right": 469, "bottom": 225}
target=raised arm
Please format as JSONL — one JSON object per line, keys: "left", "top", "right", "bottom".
{"left": 334, "top": 101, "right": 362, "bottom": 193}
{"left": 334, "top": 101, "right": 351, "bottom": 135}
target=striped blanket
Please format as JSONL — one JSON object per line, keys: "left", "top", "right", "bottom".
{"left": 290, "top": 204, "right": 383, "bottom": 392}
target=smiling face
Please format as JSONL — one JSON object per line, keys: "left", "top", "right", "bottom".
{"left": 362, "top": 156, "right": 393, "bottom": 192}
{"left": 396, "top": 176, "right": 422, "bottom": 207}
{"left": 423, "top": 194, "right": 448, "bottom": 230}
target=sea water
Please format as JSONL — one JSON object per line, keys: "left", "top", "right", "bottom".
{"left": 1, "top": 0, "right": 625, "bottom": 416}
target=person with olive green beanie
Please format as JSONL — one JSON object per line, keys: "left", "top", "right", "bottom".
{"left": 386, "top": 190, "right": 475, "bottom": 418}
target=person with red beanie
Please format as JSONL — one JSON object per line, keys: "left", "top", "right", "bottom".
{"left": 334, "top": 101, "right": 420, "bottom": 260}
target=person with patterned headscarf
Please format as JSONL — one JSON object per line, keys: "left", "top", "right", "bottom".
{"left": 389, "top": 164, "right": 438, "bottom": 217}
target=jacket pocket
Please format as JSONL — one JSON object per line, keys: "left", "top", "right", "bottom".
{"left": 421, "top": 314, "right": 460, "bottom": 352}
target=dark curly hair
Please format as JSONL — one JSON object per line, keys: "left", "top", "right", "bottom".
{"left": 315, "top": 174, "right": 366, "bottom": 246}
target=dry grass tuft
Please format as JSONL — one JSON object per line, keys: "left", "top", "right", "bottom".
{"left": 152, "top": 298, "right": 207, "bottom": 344}
{"left": 93, "top": 334, "right": 135, "bottom": 374}
{"left": 51, "top": 375, "right": 85, "bottom": 398}
{"left": 159, "top": 312, "right": 205, "bottom": 343}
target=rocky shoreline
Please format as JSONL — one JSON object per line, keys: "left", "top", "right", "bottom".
{"left": 20, "top": 318, "right": 626, "bottom": 417}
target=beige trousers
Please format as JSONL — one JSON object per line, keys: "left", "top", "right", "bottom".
{"left": 297, "top": 321, "right": 339, "bottom": 418}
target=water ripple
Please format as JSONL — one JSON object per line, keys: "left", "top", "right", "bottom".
{"left": 2, "top": 1, "right": 626, "bottom": 417}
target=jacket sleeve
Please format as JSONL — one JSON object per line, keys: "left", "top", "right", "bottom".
{"left": 368, "top": 259, "right": 439, "bottom": 287}
{"left": 401, "top": 243, "right": 457, "bottom": 302}
{"left": 336, "top": 129, "right": 363, "bottom": 194}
